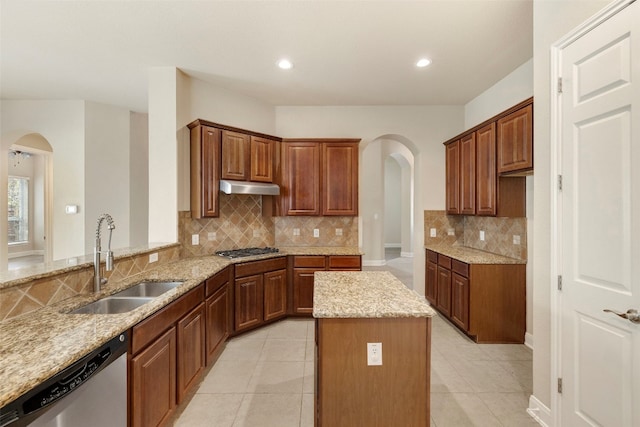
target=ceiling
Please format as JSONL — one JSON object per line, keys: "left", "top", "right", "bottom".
{"left": 0, "top": 1, "right": 533, "bottom": 113}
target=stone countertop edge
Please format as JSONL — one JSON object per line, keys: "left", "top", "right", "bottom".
{"left": 0, "top": 246, "right": 361, "bottom": 408}
{"left": 0, "top": 242, "right": 180, "bottom": 290}
{"left": 313, "top": 271, "right": 436, "bottom": 319}
{"left": 424, "top": 243, "right": 526, "bottom": 265}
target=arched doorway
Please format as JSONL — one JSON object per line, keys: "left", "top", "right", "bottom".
{"left": 361, "top": 134, "right": 418, "bottom": 288}
{"left": 1, "top": 132, "right": 53, "bottom": 271}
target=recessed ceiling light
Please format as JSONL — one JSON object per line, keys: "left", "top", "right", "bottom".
{"left": 416, "top": 58, "right": 432, "bottom": 68}
{"left": 277, "top": 59, "right": 293, "bottom": 70}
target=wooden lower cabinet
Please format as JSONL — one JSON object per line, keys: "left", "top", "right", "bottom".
{"left": 130, "top": 328, "right": 177, "bottom": 427}
{"left": 233, "top": 257, "right": 288, "bottom": 333}
{"left": 425, "top": 249, "right": 525, "bottom": 343}
{"left": 176, "top": 302, "right": 205, "bottom": 403}
{"left": 292, "top": 255, "right": 362, "bottom": 315}
{"left": 205, "top": 285, "right": 229, "bottom": 365}
{"left": 264, "top": 269, "right": 287, "bottom": 321}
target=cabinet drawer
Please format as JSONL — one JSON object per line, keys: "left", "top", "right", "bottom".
{"left": 426, "top": 250, "right": 438, "bottom": 263}
{"left": 235, "top": 257, "right": 287, "bottom": 278}
{"left": 451, "top": 260, "right": 469, "bottom": 278}
{"left": 328, "top": 255, "right": 361, "bottom": 270}
{"left": 132, "top": 284, "right": 204, "bottom": 354}
{"left": 437, "top": 255, "right": 451, "bottom": 269}
{"left": 293, "top": 256, "right": 326, "bottom": 268}
{"left": 206, "top": 267, "right": 231, "bottom": 297}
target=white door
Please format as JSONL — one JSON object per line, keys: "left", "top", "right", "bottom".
{"left": 559, "top": 1, "right": 640, "bottom": 426}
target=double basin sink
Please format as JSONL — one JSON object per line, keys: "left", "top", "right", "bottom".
{"left": 68, "top": 281, "right": 184, "bottom": 315}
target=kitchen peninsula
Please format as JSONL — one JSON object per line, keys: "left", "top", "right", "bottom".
{"left": 313, "top": 271, "right": 435, "bottom": 427}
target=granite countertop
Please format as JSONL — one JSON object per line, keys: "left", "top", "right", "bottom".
{"left": 313, "top": 271, "right": 435, "bottom": 318}
{"left": 278, "top": 246, "right": 363, "bottom": 256}
{"left": 0, "top": 246, "right": 360, "bottom": 408}
{"left": 0, "top": 242, "right": 179, "bottom": 290}
{"left": 424, "top": 243, "right": 526, "bottom": 264}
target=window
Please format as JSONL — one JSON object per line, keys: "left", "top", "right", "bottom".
{"left": 8, "top": 176, "right": 29, "bottom": 244}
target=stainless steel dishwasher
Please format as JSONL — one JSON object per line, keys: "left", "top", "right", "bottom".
{"left": 0, "top": 332, "right": 128, "bottom": 427}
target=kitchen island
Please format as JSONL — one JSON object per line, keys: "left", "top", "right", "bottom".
{"left": 313, "top": 271, "right": 435, "bottom": 427}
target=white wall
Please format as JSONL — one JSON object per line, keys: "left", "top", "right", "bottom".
{"left": 1, "top": 100, "right": 86, "bottom": 260}
{"left": 276, "top": 105, "right": 464, "bottom": 295}
{"left": 465, "top": 59, "right": 534, "bottom": 128}
{"left": 130, "top": 112, "right": 149, "bottom": 247}
{"left": 84, "top": 102, "right": 131, "bottom": 254}
{"left": 384, "top": 157, "right": 401, "bottom": 246}
{"left": 531, "top": 0, "right": 611, "bottom": 415}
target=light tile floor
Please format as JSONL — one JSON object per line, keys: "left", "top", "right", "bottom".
{"left": 173, "top": 253, "right": 538, "bottom": 427}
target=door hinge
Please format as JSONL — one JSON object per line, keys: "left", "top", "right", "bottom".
{"left": 557, "top": 275, "right": 563, "bottom": 291}
{"left": 558, "top": 378, "right": 563, "bottom": 394}
{"left": 558, "top": 175, "right": 563, "bottom": 191}
{"left": 557, "top": 77, "right": 563, "bottom": 94}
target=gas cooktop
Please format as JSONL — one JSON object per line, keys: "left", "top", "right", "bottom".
{"left": 215, "top": 247, "right": 280, "bottom": 259}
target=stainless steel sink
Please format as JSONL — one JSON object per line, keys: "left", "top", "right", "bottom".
{"left": 69, "top": 297, "right": 154, "bottom": 315}
{"left": 112, "top": 281, "right": 183, "bottom": 298}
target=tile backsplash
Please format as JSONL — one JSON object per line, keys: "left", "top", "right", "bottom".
{"left": 424, "top": 210, "right": 527, "bottom": 260}
{"left": 0, "top": 246, "right": 180, "bottom": 321}
{"left": 179, "top": 193, "right": 359, "bottom": 257}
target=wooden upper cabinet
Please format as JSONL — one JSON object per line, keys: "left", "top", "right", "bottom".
{"left": 221, "top": 130, "right": 250, "bottom": 181}
{"left": 250, "top": 136, "right": 275, "bottom": 183}
{"left": 445, "top": 140, "right": 461, "bottom": 215}
{"left": 459, "top": 133, "right": 476, "bottom": 215}
{"left": 282, "top": 142, "right": 321, "bottom": 216}
{"left": 476, "top": 123, "right": 497, "bottom": 216}
{"left": 497, "top": 103, "right": 533, "bottom": 175}
{"left": 322, "top": 142, "right": 359, "bottom": 216}
{"left": 190, "top": 125, "right": 220, "bottom": 218}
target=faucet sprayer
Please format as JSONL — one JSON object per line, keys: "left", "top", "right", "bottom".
{"left": 94, "top": 214, "right": 116, "bottom": 292}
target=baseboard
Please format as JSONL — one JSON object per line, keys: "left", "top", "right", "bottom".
{"left": 362, "top": 259, "right": 386, "bottom": 267}
{"left": 8, "top": 249, "right": 44, "bottom": 259}
{"left": 527, "top": 395, "right": 551, "bottom": 427}
{"left": 384, "top": 243, "right": 401, "bottom": 248}
{"left": 400, "top": 251, "right": 414, "bottom": 258}
{"left": 524, "top": 332, "right": 534, "bottom": 350}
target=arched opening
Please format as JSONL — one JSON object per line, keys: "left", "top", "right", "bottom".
{"left": 1, "top": 132, "right": 53, "bottom": 271}
{"left": 361, "top": 134, "right": 418, "bottom": 289}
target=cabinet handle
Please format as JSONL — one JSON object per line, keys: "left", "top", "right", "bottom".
{"left": 603, "top": 309, "right": 640, "bottom": 324}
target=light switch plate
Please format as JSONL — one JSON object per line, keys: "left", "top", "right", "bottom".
{"left": 149, "top": 252, "right": 158, "bottom": 263}
{"left": 447, "top": 228, "right": 455, "bottom": 236}
{"left": 335, "top": 228, "right": 343, "bottom": 236}
{"left": 513, "top": 235, "right": 521, "bottom": 245}
{"left": 191, "top": 234, "right": 199, "bottom": 245}
{"left": 313, "top": 229, "right": 320, "bottom": 238}
{"left": 293, "top": 228, "right": 300, "bottom": 236}
{"left": 479, "top": 230, "right": 485, "bottom": 241}
{"left": 430, "top": 228, "right": 437, "bottom": 237}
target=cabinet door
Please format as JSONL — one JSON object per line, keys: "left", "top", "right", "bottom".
{"left": 264, "top": 269, "right": 287, "bottom": 321}
{"left": 131, "top": 328, "right": 176, "bottom": 427}
{"left": 221, "top": 130, "right": 250, "bottom": 181}
{"left": 293, "top": 268, "right": 318, "bottom": 314}
{"left": 235, "top": 274, "right": 264, "bottom": 331}
{"left": 425, "top": 259, "right": 438, "bottom": 305}
{"left": 282, "top": 142, "right": 321, "bottom": 215}
{"left": 322, "top": 142, "right": 359, "bottom": 216}
{"left": 177, "top": 303, "right": 206, "bottom": 403}
{"left": 436, "top": 266, "right": 452, "bottom": 317}
{"left": 445, "top": 141, "right": 461, "bottom": 215}
{"left": 459, "top": 133, "right": 476, "bottom": 215}
{"left": 451, "top": 272, "right": 469, "bottom": 331}
{"left": 190, "top": 125, "right": 220, "bottom": 218}
{"left": 250, "top": 136, "right": 275, "bottom": 183}
{"left": 497, "top": 104, "right": 533, "bottom": 175}
{"left": 205, "top": 285, "right": 229, "bottom": 365}
{"left": 476, "top": 123, "right": 497, "bottom": 216}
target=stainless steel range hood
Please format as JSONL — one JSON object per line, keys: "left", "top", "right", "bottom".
{"left": 219, "top": 180, "right": 280, "bottom": 196}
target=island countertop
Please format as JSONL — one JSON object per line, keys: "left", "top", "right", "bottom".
{"left": 313, "top": 271, "right": 435, "bottom": 318}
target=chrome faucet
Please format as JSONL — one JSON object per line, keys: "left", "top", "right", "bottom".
{"left": 94, "top": 214, "right": 116, "bottom": 292}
